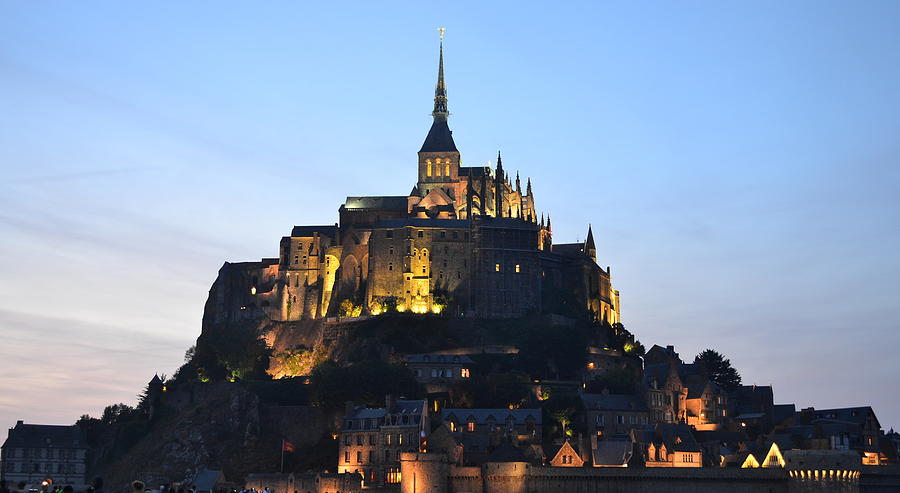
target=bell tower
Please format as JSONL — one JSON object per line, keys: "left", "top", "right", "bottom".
{"left": 417, "top": 33, "right": 461, "bottom": 199}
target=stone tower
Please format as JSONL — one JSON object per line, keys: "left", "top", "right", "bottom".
{"left": 417, "top": 41, "right": 461, "bottom": 199}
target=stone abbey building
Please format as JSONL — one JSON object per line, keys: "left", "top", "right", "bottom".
{"left": 208, "top": 42, "right": 620, "bottom": 322}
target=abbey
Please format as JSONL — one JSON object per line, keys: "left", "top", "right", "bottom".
{"left": 207, "top": 42, "right": 620, "bottom": 323}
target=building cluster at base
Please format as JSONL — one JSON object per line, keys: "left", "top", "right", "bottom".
{"left": 205, "top": 40, "right": 619, "bottom": 323}
{"left": 328, "top": 343, "right": 898, "bottom": 489}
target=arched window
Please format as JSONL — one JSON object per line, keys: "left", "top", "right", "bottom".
{"left": 426, "top": 160, "right": 432, "bottom": 177}
{"left": 445, "top": 163, "right": 450, "bottom": 176}
{"left": 435, "top": 158, "right": 442, "bottom": 176}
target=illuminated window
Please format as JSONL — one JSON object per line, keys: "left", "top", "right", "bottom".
{"left": 495, "top": 263, "right": 501, "bottom": 272}
{"left": 250, "top": 286, "right": 257, "bottom": 295}
{"left": 461, "top": 368, "right": 470, "bottom": 378}
{"left": 449, "top": 421, "right": 456, "bottom": 432}
{"left": 515, "top": 264, "right": 521, "bottom": 273}
{"left": 344, "top": 451, "right": 349, "bottom": 463}
{"left": 445, "top": 163, "right": 450, "bottom": 175}
{"left": 386, "top": 434, "right": 392, "bottom": 445}
{"left": 427, "top": 161, "right": 432, "bottom": 176}
{"left": 467, "top": 421, "right": 475, "bottom": 432}
{"left": 386, "top": 468, "right": 401, "bottom": 484}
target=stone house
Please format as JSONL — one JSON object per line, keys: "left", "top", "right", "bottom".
{"left": 0, "top": 421, "right": 88, "bottom": 488}
{"left": 581, "top": 392, "right": 650, "bottom": 438}
{"left": 632, "top": 423, "right": 702, "bottom": 468}
{"left": 337, "top": 397, "right": 428, "bottom": 487}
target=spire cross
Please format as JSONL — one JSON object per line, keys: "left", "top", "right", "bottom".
{"left": 438, "top": 27, "right": 446, "bottom": 40}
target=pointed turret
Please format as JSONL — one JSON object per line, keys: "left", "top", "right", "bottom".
{"left": 540, "top": 213, "right": 545, "bottom": 228}
{"left": 584, "top": 224, "right": 596, "bottom": 262}
{"left": 515, "top": 172, "right": 521, "bottom": 194}
{"left": 526, "top": 177, "right": 532, "bottom": 196}
{"left": 495, "top": 151, "right": 504, "bottom": 217}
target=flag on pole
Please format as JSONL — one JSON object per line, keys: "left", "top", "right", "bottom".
{"left": 282, "top": 440, "right": 296, "bottom": 453}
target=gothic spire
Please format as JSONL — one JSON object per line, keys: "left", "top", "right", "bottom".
{"left": 526, "top": 177, "right": 532, "bottom": 196}
{"left": 420, "top": 38, "right": 457, "bottom": 153}
{"left": 584, "top": 224, "right": 596, "bottom": 261}
{"left": 433, "top": 41, "right": 449, "bottom": 119}
{"left": 515, "top": 172, "right": 521, "bottom": 194}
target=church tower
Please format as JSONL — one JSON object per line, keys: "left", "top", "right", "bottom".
{"left": 417, "top": 39, "right": 461, "bottom": 200}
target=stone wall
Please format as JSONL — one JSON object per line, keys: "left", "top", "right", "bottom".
{"left": 401, "top": 454, "right": 863, "bottom": 493}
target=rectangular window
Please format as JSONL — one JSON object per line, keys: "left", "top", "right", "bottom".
{"left": 417, "top": 230, "right": 424, "bottom": 238}
{"left": 386, "top": 434, "right": 392, "bottom": 445}
{"left": 399, "top": 433, "right": 404, "bottom": 445}
{"left": 461, "top": 368, "right": 470, "bottom": 378}
{"left": 345, "top": 451, "right": 350, "bottom": 463}
{"left": 369, "top": 434, "right": 376, "bottom": 445}
{"left": 386, "top": 467, "right": 401, "bottom": 483}
{"left": 369, "top": 450, "right": 375, "bottom": 462}
{"left": 467, "top": 422, "right": 475, "bottom": 432}
{"left": 495, "top": 263, "right": 501, "bottom": 272}
{"left": 357, "top": 451, "right": 362, "bottom": 463}
{"left": 386, "top": 230, "right": 393, "bottom": 238}
{"left": 617, "top": 415, "right": 625, "bottom": 425}
{"left": 344, "top": 435, "right": 351, "bottom": 446}
{"left": 440, "top": 231, "right": 446, "bottom": 238}
{"left": 357, "top": 434, "right": 363, "bottom": 446}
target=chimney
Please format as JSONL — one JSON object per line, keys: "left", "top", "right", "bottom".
{"left": 16, "top": 420, "right": 23, "bottom": 426}
{"left": 666, "top": 345, "right": 674, "bottom": 353}
{"left": 344, "top": 401, "right": 355, "bottom": 417}
{"left": 385, "top": 394, "right": 396, "bottom": 411}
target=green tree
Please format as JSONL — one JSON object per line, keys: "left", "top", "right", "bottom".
{"left": 694, "top": 349, "right": 742, "bottom": 391}
{"left": 311, "top": 360, "right": 421, "bottom": 408}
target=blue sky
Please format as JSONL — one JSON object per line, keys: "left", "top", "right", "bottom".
{"left": 1, "top": 1, "right": 899, "bottom": 433}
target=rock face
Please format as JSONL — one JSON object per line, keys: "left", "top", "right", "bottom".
{"left": 93, "top": 382, "right": 330, "bottom": 491}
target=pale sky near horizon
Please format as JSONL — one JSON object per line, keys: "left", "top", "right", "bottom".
{"left": 1, "top": 1, "right": 899, "bottom": 435}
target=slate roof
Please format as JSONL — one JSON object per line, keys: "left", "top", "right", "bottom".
{"left": 581, "top": 393, "right": 648, "bottom": 412}
{"left": 811, "top": 407, "right": 879, "bottom": 427}
{"left": 459, "top": 166, "right": 491, "bottom": 178}
{"left": 192, "top": 470, "right": 225, "bottom": 492}
{"left": 420, "top": 119, "right": 458, "bottom": 153}
{"left": 474, "top": 217, "right": 540, "bottom": 231}
{"left": 441, "top": 408, "right": 542, "bottom": 426}
{"left": 289, "top": 225, "right": 338, "bottom": 239}
{"left": 592, "top": 440, "right": 632, "bottom": 466}
{"left": 373, "top": 218, "right": 471, "bottom": 229}
{"left": 406, "top": 353, "right": 474, "bottom": 364}
{"left": 486, "top": 442, "right": 527, "bottom": 462}
{"left": 633, "top": 423, "right": 701, "bottom": 453}
{"left": 1, "top": 422, "right": 86, "bottom": 449}
{"left": 772, "top": 404, "right": 796, "bottom": 425}
{"left": 343, "top": 196, "right": 409, "bottom": 210}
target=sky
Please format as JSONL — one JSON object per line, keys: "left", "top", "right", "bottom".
{"left": 1, "top": 1, "right": 898, "bottom": 434}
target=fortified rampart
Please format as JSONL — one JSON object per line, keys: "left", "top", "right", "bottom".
{"left": 401, "top": 452, "right": 863, "bottom": 493}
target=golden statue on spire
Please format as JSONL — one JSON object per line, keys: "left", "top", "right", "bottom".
{"left": 438, "top": 27, "right": 446, "bottom": 40}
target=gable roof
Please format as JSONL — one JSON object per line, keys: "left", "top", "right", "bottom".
{"left": 289, "top": 225, "right": 338, "bottom": 239}
{"left": 487, "top": 442, "right": 527, "bottom": 462}
{"left": 441, "top": 408, "right": 541, "bottom": 426}
{"left": 406, "top": 353, "right": 474, "bottom": 364}
{"left": 592, "top": 440, "right": 633, "bottom": 466}
{"left": 547, "top": 440, "right": 581, "bottom": 462}
{"left": 811, "top": 407, "right": 879, "bottom": 428}
{"left": 581, "top": 393, "right": 648, "bottom": 412}
{"left": 2, "top": 422, "right": 85, "bottom": 449}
